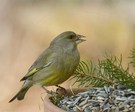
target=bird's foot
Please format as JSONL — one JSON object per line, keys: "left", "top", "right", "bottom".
{"left": 55, "top": 85, "right": 67, "bottom": 96}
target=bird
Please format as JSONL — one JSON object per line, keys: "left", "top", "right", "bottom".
{"left": 9, "top": 31, "right": 85, "bottom": 102}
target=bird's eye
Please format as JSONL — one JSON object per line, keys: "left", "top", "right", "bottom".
{"left": 68, "top": 35, "right": 74, "bottom": 39}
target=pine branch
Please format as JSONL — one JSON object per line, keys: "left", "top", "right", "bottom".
{"left": 71, "top": 54, "right": 135, "bottom": 89}
{"left": 130, "top": 48, "right": 135, "bottom": 68}
{"left": 71, "top": 61, "right": 115, "bottom": 87}
{"left": 99, "top": 55, "right": 135, "bottom": 89}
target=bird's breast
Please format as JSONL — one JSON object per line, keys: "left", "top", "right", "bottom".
{"left": 57, "top": 49, "right": 80, "bottom": 74}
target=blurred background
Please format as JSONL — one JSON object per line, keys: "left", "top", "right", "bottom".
{"left": 1, "top": 0, "right": 135, "bottom": 112}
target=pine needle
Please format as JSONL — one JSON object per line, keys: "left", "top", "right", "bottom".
{"left": 71, "top": 54, "right": 135, "bottom": 90}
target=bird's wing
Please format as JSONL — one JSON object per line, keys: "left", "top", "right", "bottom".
{"left": 20, "top": 48, "right": 54, "bottom": 81}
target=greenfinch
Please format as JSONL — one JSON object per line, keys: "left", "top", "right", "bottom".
{"left": 9, "top": 31, "right": 85, "bottom": 102}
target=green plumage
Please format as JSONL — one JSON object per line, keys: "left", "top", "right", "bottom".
{"left": 9, "top": 31, "right": 85, "bottom": 102}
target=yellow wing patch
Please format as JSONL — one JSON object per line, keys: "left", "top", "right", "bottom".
{"left": 20, "top": 62, "right": 52, "bottom": 81}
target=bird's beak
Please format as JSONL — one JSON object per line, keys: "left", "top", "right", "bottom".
{"left": 76, "top": 34, "right": 86, "bottom": 44}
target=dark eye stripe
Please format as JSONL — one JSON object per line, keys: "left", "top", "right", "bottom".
{"left": 69, "top": 35, "right": 74, "bottom": 39}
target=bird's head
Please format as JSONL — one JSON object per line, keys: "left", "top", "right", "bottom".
{"left": 50, "top": 31, "right": 86, "bottom": 48}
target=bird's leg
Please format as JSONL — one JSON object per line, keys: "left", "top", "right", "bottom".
{"left": 42, "top": 86, "right": 55, "bottom": 95}
{"left": 55, "top": 85, "right": 67, "bottom": 95}
{"left": 42, "top": 86, "right": 50, "bottom": 93}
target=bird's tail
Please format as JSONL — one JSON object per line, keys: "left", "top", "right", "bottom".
{"left": 9, "top": 80, "right": 33, "bottom": 103}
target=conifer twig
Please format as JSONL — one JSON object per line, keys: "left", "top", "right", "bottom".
{"left": 130, "top": 48, "right": 135, "bottom": 68}
{"left": 71, "top": 54, "right": 135, "bottom": 89}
